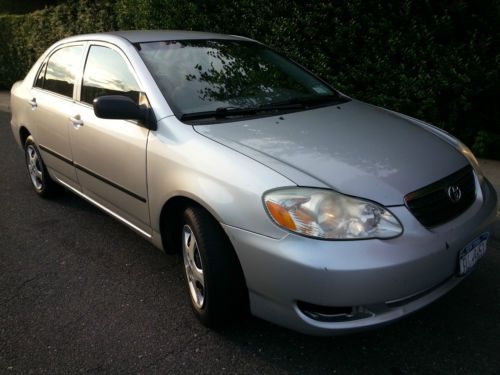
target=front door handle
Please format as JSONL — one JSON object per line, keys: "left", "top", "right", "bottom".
{"left": 29, "top": 98, "right": 37, "bottom": 109}
{"left": 70, "top": 115, "right": 84, "bottom": 128}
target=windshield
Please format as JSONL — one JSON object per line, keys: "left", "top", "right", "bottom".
{"left": 137, "top": 39, "right": 345, "bottom": 121}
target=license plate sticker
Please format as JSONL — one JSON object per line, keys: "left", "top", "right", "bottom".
{"left": 458, "top": 232, "right": 489, "bottom": 276}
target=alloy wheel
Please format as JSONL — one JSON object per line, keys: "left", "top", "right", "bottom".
{"left": 26, "top": 145, "right": 43, "bottom": 190}
{"left": 182, "top": 224, "right": 205, "bottom": 308}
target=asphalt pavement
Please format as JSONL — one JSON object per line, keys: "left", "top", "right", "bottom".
{"left": 1, "top": 92, "right": 499, "bottom": 374}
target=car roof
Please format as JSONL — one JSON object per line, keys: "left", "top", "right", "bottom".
{"left": 106, "top": 30, "right": 253, "bottom": 43}
{"left": 55, "top": 30, "right": 254, "bottom": 46}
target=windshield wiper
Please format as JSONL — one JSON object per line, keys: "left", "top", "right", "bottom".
{"left": 181, "top": 102, "right": 309, "bottom": 121}
{"left": 181, "top": 106, "right": 260, "bottom": 121}
{"left": 180, "top": 95, "right": 348, "bottom": 122}
{"left": 262, "top": 94, "right": 347, "bottom": 109}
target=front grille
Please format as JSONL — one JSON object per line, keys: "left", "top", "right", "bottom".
{"left": 405, "top": 166, "right": 476, "bottom": 227}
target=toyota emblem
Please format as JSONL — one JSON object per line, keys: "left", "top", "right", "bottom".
{"left": 447, "top": 185, "right": 462, "bottom": 203}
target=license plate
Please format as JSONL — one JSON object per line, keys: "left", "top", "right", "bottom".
{"left": 458, "top": 233, "right": 489, "bottom": 276}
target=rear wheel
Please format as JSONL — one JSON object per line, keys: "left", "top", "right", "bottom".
{"left": 24, "top": 136, "right": 60, "bottom": 197}
{"left": 181, "top": 205, "right": 248, "bottom": 327}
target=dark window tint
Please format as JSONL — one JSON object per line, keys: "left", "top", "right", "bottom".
{"left": 81, "top": 46, "right": 141, "bottom": 105}
{"left": 43, "top": 45, "right": 83, "bottom": 97}
{"left": 34, "top": 62, "right": 46, "bottom": 88}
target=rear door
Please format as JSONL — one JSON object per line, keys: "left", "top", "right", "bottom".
{"left": 30, "top": 44, "right": 84, "bottom": 188}
{"left": 69, "top": 43, "right": 151, "bottom": 236}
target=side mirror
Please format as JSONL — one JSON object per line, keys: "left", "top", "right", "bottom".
{"left": 93, "top": 95, "right": 156, "bottom": 130}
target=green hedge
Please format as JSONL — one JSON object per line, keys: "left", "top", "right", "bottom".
{"left": 1, "top": 0, "right": 499, "bottom": 159}
{"left": 0, "top": 1, "right": 115, "bottom": 89}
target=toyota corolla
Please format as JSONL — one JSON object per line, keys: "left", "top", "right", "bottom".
{"left": 10, "top": 31, "right": 497, "bottom": 335}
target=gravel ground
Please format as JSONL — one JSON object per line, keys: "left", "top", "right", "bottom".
{"left": 1, "top": 93, "right": 499, "bottom": 374}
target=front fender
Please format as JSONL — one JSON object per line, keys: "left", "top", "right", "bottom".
{"left": 147, "top": 116, "right": 294, "bottom": 239}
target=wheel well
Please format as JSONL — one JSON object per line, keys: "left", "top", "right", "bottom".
{"left": 159, "top": 196, "right": 201, "bottom": 254}
{"left": 158, "top": 196, "right": 236, "bottom": 258}
{"left": 160, "top": 196, "right": 250, "bottom": 317}
{"left": 19, "top": 127, "right": 30, "bottom": 149}
{"left": 159, "top": 195, "right": 249, "bottom": 307}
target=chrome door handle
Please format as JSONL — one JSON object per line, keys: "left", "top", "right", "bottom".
{"left": 70, "top": 116, "right": 84, "bottom": 128}
{"left": 29, "top": 98, "right": 37, "bottom": 109}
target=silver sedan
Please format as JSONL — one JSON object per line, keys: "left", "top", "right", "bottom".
{"left": 10, "top": 31, "right": 497, "bottom": 335}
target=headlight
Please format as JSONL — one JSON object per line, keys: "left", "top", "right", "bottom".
{"left": 263, "top": 188, "right": 402, "bottom": 240}
{"left": 457, "top": 142, "right": 484, "bottom": 183}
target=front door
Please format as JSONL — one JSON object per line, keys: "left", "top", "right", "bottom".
{"left": 70, "top": 44, "right": 151, "bottom": 236}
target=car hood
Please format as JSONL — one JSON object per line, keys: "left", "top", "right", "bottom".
{"left": 193, "top": 100, "right": 468, "bottom": 205}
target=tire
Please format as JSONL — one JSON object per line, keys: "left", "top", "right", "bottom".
{"left": 24, "top": 136, "right": 60, "bottom": 197}
{"left": 181, "top": 205, "right": 248, "bottom": 327}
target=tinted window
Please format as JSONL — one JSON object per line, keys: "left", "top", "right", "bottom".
{"left": 137, "top": 40, "right": 338, "bottom": 116}
{"left": 43, "top": 45, "right": 83, "bottom": 97}
{"left": 81, "top": 45, "right": 141, "bottom": 105}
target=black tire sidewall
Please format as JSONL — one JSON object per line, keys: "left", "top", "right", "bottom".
{"left": 182, "top": 208, "right": 215, "bottom": 324}
{"left": 181, "top": 206, "right": 247, "bottom": 327}
{"left": 24, "top": 137, "right": 46, "bottom": 194}
{"left": 24, "top": 136, "right": 59, "bottom": 197}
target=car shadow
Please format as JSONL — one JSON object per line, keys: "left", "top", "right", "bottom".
{"left": 212, "top": 239, "right": 500, "bottom": 373}
{"left": 46, "top": 182, "right": 499, "bottom": 373}
{"left": 50, "top": 188, "right": 107, "bottom": 216}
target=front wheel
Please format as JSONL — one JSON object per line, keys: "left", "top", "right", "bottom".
{"left": 24, "top": 136, "right": 60, "bottom": 197}
{"left": 181, "top": 206, "right": 248, "bottom": 327}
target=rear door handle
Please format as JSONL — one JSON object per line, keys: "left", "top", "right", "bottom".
{"left": 29, "top": 98, "right": 37, "bottom": 109}
{"left": 70, "top": 116, "right": 84, "bottom": 128}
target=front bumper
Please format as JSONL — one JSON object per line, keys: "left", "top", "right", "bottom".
{"left": 223, "top": 178, "right": 497, "bottom": 335}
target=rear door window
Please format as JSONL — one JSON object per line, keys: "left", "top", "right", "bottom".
{"left": 42, "top": 45, "right": 84, "bottom": 97}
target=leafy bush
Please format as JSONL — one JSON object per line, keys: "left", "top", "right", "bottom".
{"left": 0, "top": 0, "right": 498, "bottom": 159}
{"left": 0, "top": 1, "right": 115, "bottom": 88}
